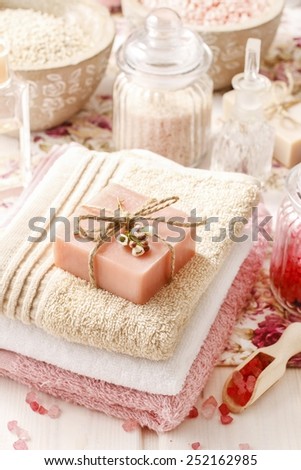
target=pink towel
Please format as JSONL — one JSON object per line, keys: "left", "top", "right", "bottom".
{"left": 0, "top": 238, "right": 266, "bottom": 432}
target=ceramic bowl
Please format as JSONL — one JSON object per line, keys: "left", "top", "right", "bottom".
{"left": 121, "top": 0, "right": 285, "bottom": 90}
{"left": 0, "top": 0, "right": 115, "bottom": 130}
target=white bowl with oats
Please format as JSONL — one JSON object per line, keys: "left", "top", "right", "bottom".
{"left": 0, "top": 0, "right": 115, "bottom": 131}
{"left": 121, "top": 0, "right": 284, "bottom": 90}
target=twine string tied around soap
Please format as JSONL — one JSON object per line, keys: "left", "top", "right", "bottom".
{"left": 76, "top": 196, "right": 205, "bottom": 287}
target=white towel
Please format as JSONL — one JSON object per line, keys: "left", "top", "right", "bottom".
{"left": 0, "top": 234, "right": 251, "bottom": 395}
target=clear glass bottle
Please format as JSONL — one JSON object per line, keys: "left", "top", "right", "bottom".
{"left": 211, "top": 38, "right": 274, "bottom": 182}
{"left": 270, "top": 164, "right": 301, "bottom": 314}
{"left": 113, "top": 8, "right": 213, "bottom": 168}
{"left": 0, "top": 38, "right": 31, "bottom": 195}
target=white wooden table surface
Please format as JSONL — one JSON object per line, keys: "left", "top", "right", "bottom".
{"left": 1, "top": 366, "right": 301, "bottom": 450}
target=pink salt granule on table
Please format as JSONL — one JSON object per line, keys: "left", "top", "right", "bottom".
{"left": 186, "top": 406, "right": 199, "bottom": 419}
{"left": 7, "top": 420, "right": 30, "bottom": 441}
{"left": 220, "top": 414, "right": 233, "bottom": 425}
{"left": 26, "top": 389, "right": 61, "bottom": 419}
{"left": 218, "top": 402, "right": 230, "bottom": 416}
{"left": 48, "top": 405, "right": 61, "bottom": 419}
{"left": 30, "top": 401, "right": 39, "bottom": 412}
{"left": 200, "top": 395, "right": 218, "bottom": 419}
{"left": 13, "top": 439, "right": 28, "bottom": 450}
{"left": 140, "top": 0, "right": 271, "bottom": 26}
{"left": 191, "top": 441, "right": 202, "bottom": 450}
{"left": 239, "top": 443, "right": 252, "bottom": 450}
{"left": 25, "top": 390, "right": 37, "bottom": 404}
{"left": 122, "top": 419, "right": 140, "bottom": 432}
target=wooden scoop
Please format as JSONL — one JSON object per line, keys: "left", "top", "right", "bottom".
{"left": 222, "top": 322, "right": 301, "bottom": 413}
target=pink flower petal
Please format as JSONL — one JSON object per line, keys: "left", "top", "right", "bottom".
{"left": 88, "top": 115, "right": 112, "bottom": 131}
{"left": 13, "top": 440, "right": 28, "bottom": 450}
{"left": 122, "top": 419, "right": 140, "bottom": 432}
{"left": 45, "top": 125, "right": 70, "bottom": 137}
{"left": 191, "top": 442, "right": 201, "bottom": 450}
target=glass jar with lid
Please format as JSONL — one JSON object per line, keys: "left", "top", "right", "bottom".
{"left": 113, "top": 8, "right": 213, "bottom": 167}
{"left": 270, "top": 164, "right": 301, "bottom": 314}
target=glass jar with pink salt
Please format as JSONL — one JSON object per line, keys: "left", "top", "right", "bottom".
{"left": 113, "top": 8, "right": 213, "bottom": 167}
{"left": 270, "top": 164, "right": 301, "bottom": 314}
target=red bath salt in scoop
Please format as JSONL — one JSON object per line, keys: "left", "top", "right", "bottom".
{"left": 223, "top": 323, "right": 301, "bottom": 413}
{"left": 225, "top": 352, "right": 274, "bottom": 408}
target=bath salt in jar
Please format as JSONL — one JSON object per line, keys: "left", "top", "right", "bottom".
{"left": 270, "top": 164, "right": 301, "bottom": 314}
{"left": 113, "top": 8, "right": 213, "bottom": 167}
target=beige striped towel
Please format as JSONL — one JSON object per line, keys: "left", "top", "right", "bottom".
{"left": 0, "top": 147, "right": 260, "bottom": 360}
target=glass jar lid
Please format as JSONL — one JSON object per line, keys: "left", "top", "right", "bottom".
{"left": 117, "top": 8, "right": 212, "bottom": 81}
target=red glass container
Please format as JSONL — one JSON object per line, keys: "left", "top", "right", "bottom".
{"left": 270, "top": 164, "right": 301, "bottom": 314}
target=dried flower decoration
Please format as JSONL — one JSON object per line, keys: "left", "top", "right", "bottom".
{"left": 116, "top": 223, "right": 153, "bottom": 257}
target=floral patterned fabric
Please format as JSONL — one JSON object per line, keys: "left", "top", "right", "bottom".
{"left": 219, "top": 246, "right": 301, "bottom": 367}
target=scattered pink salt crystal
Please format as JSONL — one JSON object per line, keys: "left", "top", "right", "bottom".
{"left": 191, "top": 442, "right": 201, "bottom": 450}
{"left": 239, "top": 443, "right": 252, "bottom": 450}
{"left": 218, "top": 403, "right": 230, "bottom": 416}
{"left": 122, "top": 419, "right": 140, "bottom": 432}
{"left": 17, "top": 428, "right": 30, "bottom": 441}
{"left": 48, "top": 404, "right": 61, "bottom": 419}
{"left": 27, "top": 389, "right": 62, "bottom": 419}
{"left": 26, "top": 389, "right": 62, "bottom": 419}
{"left": 13, "top": 439, "right": 28, "bottom": 450}
{"left": 38, "top": 405, "right": 48, "bottom": 415}
{"left": 220, "top": 415, "right": 233, "bottom": 425}
{"left": 186, "top": 406, "right": 199, "bottom": 419}
{"left": 200, "top": 395, "right": 218, "bottom": 419}
{"left": 7, "top": 420, "right": 18, "bottom": 433}
{"left": 25, "top": 391, "right": 37, "bottom": 404}
{"left": 7, "top": 421, "right": 30, "bottom": 441}
{"left": 30, "top": 401, "right": 39, "bottom": 412}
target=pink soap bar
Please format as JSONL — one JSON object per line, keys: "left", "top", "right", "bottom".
{"left": 54, "top": 183, "right": 195, "bottom": 304}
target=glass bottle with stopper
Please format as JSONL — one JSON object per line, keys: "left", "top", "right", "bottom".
{"left": 0, "top": 38, "right": 31, "bottom": 196}
{"left": 113, "top": 8, "right": 213, "bottom": 168}
{"left": 210, "top": 38, "right": 274, "bottom": 182}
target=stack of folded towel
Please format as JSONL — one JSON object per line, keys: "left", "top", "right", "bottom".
{"left": 0, "top": 146, "right": 266, "bottom": 432}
